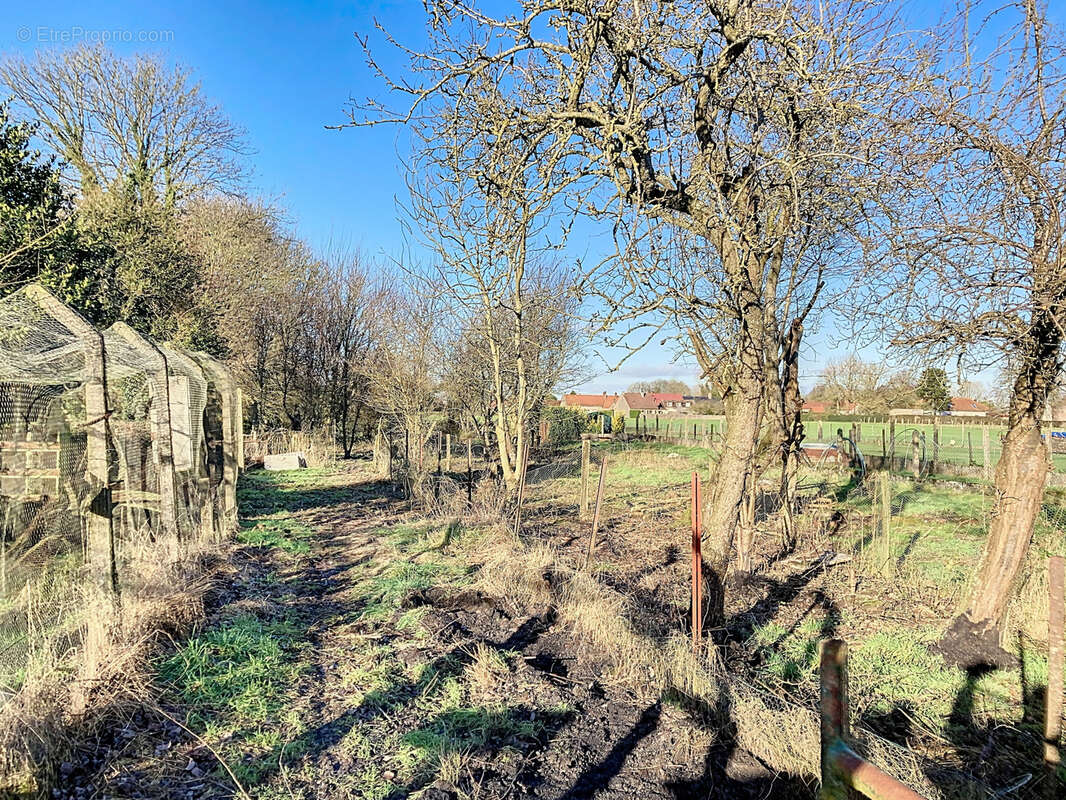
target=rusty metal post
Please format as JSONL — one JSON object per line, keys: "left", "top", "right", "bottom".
{"left": 583, "top": 456, "right": 607, "bottom": 570}
{"left": 821, "top": 639, "right": 851, "bottom": 800}
{"left": 1046, "top": 555, "right": 1064, "bottom": 766}
{"left": 821, "top": 638, "right": 928, "bottom": 800}
{"left": 691, "top": 472, "right": 703, "bottom": 653}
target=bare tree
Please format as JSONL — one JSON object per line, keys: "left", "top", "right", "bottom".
{"left": 351, "top": 1, "right": 911, "bottom": 616}
{"left": 868, "top": 0, "right": 1066, "bottom": 655}
{"left": 1, "top": 45, "right": 246, "bottom": 207}
{"left": 402, "top": 72, "right": 584, "bottom": 487}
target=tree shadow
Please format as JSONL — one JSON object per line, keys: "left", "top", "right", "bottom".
{"left": 561, "top": 701, "right": 664, "bottom": 799}
{"left": 665, "top": 686, "right": 813, "bottom": 799}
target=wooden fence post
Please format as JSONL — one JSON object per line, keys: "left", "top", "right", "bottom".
{"left": 512, "top": 443, "right": 529, "bottom": 540}
{"left": 818, "top": 420, "right": 824, "bottom": 441}
{"left": 879, "top": 472, "right": 892, "bottom": 578}
{"left": 982, "top": 427, "right": 992, "bottom": 481}
{"left": 580, "top": 438, "right": 591, "bottom": 515}
{"left": 445, "top": 433, "right": 452, "bottom": 472}
{"left": 881, "top": 428, "right": 887, "bottom": 460}
{"left": 583, "top": 456, "right": 608, "bottom": 570}
{"left": 86, "top": 333, "right": 116, "bottom": 593}
{"left": 466, "top": 441, "right": 473, "bottom": 506}
{"left": 1046, "top": 555, "right": 1064, "bottom": 766}
{"left": 691, "top": 472, "right": 703, "bottom": 653}
{"left": 932, "top": 415, "right": 941, "bottom": 474}
{"left": 889, "top": 418, "right": 896, "bottom": 469}
{"left": 911, "top": 430, "right": 921, "bottom": 479}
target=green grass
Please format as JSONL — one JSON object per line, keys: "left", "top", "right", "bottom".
{"left": 236, "top": 516, "right": 314, "bottom": 553}
{"left": 158, "top": 613, "right": 311, "bottom": 783}
{"left": 354, "top": 560, "right": 472, "bottom": 622}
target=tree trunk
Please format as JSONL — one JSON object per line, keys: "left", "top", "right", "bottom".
{"left": 942, "top": 331, "right": 1057, "bottom": 663}
{"left": 965, "top": 407, "right": 1048, "bottom": 627}
{"left": 702, "top": 373, "right": 763, "bottom": 627}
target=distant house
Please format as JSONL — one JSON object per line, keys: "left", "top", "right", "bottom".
{"left": 649, "top": 392, "right": 689, "bottom": 410}
{"left": 838, "top": 402, "right": 859, "bottom": 415}
{"left": 1044, "top": 401, "right": 1066, "bottom": 423}
{"left": 802, "top": 401, "right": 828, "bottom": 414}
{"left": 614, "top": 392, "right": 663, "bottom": 414}
{"left": 542, "top": 396, "right": 561, "bottom": 407}
{"left": 562, "top": 392, "right": 617, "bottom": 412}
{"left": 890, "top": 408, "right": 932, "bottom": 417}
{"left": 949, "top": 397, "right": 990, "bottom": 417}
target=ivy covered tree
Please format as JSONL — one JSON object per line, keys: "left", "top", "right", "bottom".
{"left": 0, "top": 103, "right": 97, "bottom": 309}
{"left": 916, "top": 367, "right": 951, "bottom": 412}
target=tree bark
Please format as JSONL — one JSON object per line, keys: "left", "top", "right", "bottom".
{"left": 702, "top": 371, "right": 763, "bottom": 627}
{"left": 963, "top": 403, "right": 1048, "bottom": 628}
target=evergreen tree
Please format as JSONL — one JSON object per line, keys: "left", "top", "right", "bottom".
{"left": 916, "top": 367, "right": 951, "bottom": 411}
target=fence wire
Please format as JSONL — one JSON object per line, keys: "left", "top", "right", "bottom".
{"left": 0, "top": 284, "right": 242, "bottom": 713}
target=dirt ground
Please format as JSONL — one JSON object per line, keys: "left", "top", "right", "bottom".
{"left": 54, "top": 457, "right": 813, "bottom": 800}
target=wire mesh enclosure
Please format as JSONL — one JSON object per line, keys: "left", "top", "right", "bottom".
{"left": 0, "top": 284, "right": 242, "bottom": 710}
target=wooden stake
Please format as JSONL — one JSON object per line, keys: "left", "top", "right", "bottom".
{"left": 911, "top": 430, "right": 921, "bottom": 479}
{"left": 580, "top": 438, "right": 591, "bottom": 515}
{"left": 982, "top": 427, "right": 992, "bottom": 481}
{"left": 512, "top": 442, "right": 530, "bottom": 540}
{"left": 445, "top": 433, "right": 452, "bottom": 472}
{"left": 1046, "top": 555, "right": 1064, "bottom": 766}
{"left": 466, "top": 441, "right": 473, "bottom": 506}
{"left": 583, "top": 457, "right": 607, "bottom": 570}
{"left": 691, "top": 472, "right": 703, "bottom": 653}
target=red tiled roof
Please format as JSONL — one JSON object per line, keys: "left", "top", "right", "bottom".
{"left": 950, "top": 397, "right": 990, "bottom": 413}
{"left": 621, "top": 392, "right": 661, "bottom": 410}
{"left": 650, "top": 392, "right": 684, "bottom": 404}
{"left": 563, "top": 393, "right": 617, "bottom": 409}
{"left": 803, "top": 401, "right": 828, "bottom": 413}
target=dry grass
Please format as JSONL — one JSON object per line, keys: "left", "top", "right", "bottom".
{"left": 0, "top": 525, "right": 221, "bottom": 795}
{"left": 471, "top": 527, "right": 983, "bottom": 800}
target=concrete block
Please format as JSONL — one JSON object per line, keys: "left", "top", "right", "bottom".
{"left": 264, "top": 452, "right": 307, "bottom": 471}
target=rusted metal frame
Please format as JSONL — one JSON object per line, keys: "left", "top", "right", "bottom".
{"left": 820, "top": 639, "right": 927, "bottom": 800}
{"left": 583, "top": 456, "right": 608, "bottom": 570}
{"left": 691, "top": 471, "right": 703, "bottom": 653}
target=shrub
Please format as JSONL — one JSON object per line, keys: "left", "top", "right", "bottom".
{"left": 542, "top": 406, "right": 586, "bottom": 444}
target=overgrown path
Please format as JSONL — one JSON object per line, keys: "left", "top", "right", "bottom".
{"left": 61, "top": 460, "right": 799, "bottom": 800}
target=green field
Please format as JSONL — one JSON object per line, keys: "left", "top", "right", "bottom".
{"left": 640, "top": 414, "right": 1066, "bottom": 472}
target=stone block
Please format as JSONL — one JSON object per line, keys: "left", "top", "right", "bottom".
{"left": 264, "top": 452, "right": 307, "bottom": 471}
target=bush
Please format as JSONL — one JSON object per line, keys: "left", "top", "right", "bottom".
{"left": 542, "top": 406, "right": 587, "bottom": 444}
{"left": 612, "top": 412, "right": 626, "bottom": 433}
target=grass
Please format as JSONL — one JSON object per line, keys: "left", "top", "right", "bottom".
{"left": 236, "top": 516, "right": 314, "bottom": 553}
{"left": 158, "top": 613, "right": 311, "bottom": 784}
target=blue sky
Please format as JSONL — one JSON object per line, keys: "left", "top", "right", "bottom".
{"left": 3, "top": 1, "right": 1060, "bottom": 395}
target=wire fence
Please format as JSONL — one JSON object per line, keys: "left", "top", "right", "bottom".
{"left": 0, "top": 284, "right": 242, "bottom": 722}
{"left": 618, "top": 414, "right": 1066, "bottom": 478}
